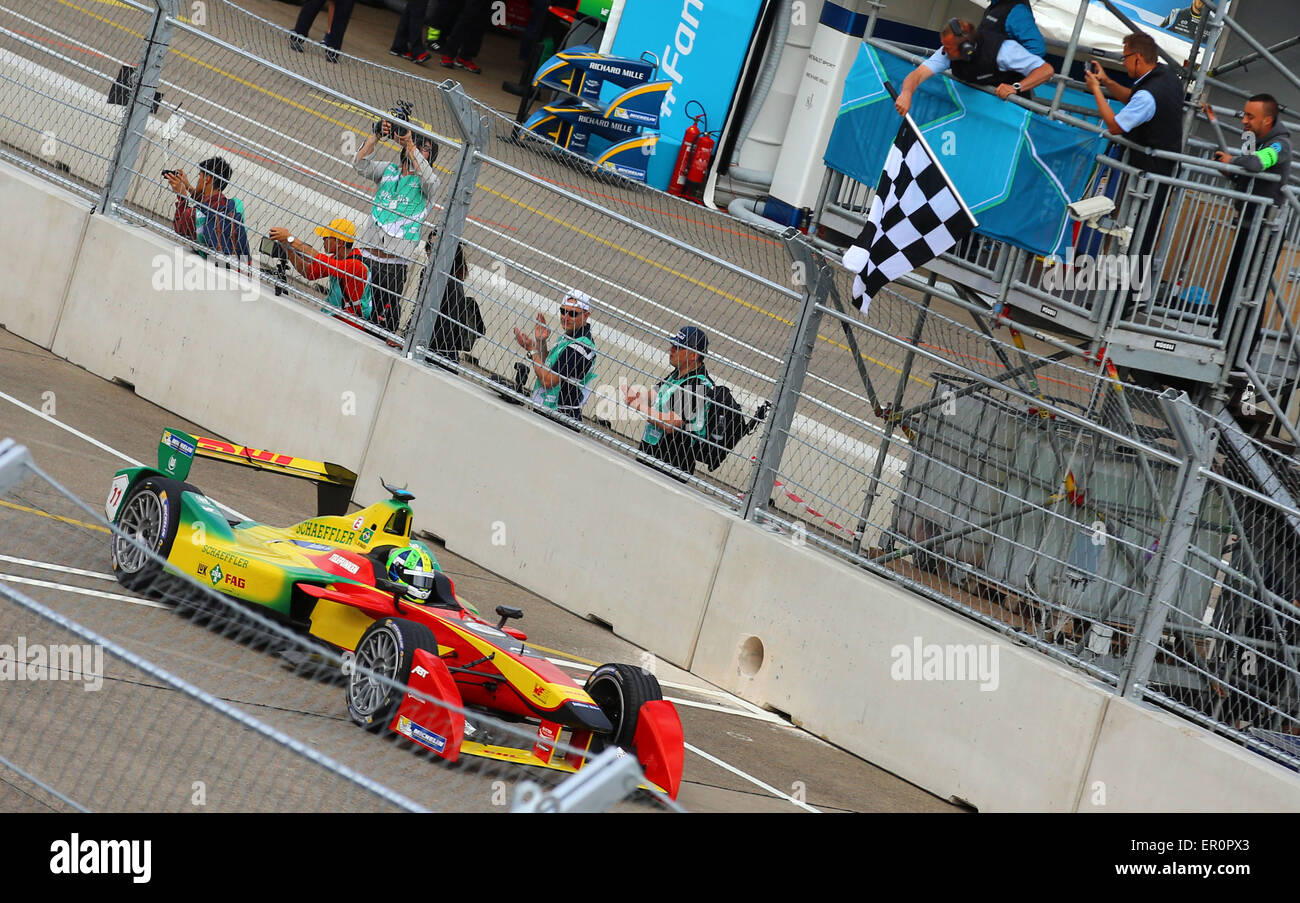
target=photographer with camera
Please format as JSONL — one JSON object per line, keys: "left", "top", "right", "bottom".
{"left": 164, "top": 156, "right": 251, "bottom": 264}
{"left": 267, "top": 218, "right": 371, "bottom": 322}
{"left": 353, "top": 102, "right": 440, "bottom": 335}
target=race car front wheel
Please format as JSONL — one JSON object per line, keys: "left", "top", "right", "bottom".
{"left": 584, "top": 663, "right": 663, "bottom": 750}
{"left": 346, "top": 617, "right": 438, "bottom": 731}
{"left": 111, "top": 477, "right": 185, "bottom": 593}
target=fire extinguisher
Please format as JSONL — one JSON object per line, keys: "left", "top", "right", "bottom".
{"left": 669, "top": 102, "right": 707, "bottom": 198}
{"left": 684, "top": 128, "right": 717, "bottom": 203}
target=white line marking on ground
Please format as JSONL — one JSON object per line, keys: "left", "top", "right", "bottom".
{"left": 0, "top": 554, "right": 115, "bottom": 582}
{"left": 0, "top": 388, "right": 249, "bottom": 521}
{"left": 0, "top": 574, "right": 169, "bottom": 609}
{"left": 545, "top": 656, "right": 790, "bottom": 725}
{"left": 685, "top": 742, "right": 821, "bottom": 813}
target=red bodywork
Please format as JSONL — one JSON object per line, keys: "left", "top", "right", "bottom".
{"left": 297, "top": 557, "right": 684, "bottom": 798}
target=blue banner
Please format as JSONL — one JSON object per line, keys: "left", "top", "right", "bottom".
{"left": 609, "top": 0, "right": 763, "bottom": 191}
{"left": 825, "top": 45, "right": 1112, "bottom": 258}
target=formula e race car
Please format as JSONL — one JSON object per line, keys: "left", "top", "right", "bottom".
{"left": 105, "top": 428, "right": 684, "bottom": 798}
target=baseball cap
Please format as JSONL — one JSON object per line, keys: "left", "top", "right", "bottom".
{"left": 562, "top": 289, "right": 592, "bottom": 311}
{"left": 669, "top": 325, "right": 708, "bottom": 353}
{"left": 315, "top": 217, "right": 357, "bottom": 242}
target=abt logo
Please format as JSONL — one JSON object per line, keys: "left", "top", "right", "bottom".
{"left": 50, "top": 834, "right": 151, "bottom": 883}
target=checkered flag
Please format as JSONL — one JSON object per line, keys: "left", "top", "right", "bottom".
{"left": 842, "top": 116, "right": 976, "bottom": 314}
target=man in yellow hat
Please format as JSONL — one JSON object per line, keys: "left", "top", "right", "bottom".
{"left": 269, "top": 217, "right": 372, "bottom": 321}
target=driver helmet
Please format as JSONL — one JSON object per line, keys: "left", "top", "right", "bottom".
{"left": 385, "top": 541, "right": 439, "bottom": 600}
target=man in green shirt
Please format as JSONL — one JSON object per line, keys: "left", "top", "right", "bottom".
{"left": 625, "top": 325, "right": 713, "bottom": 477}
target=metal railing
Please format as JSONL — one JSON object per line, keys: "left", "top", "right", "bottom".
{"left": 5, "top": 0, "right": 1300, "bottom": 775}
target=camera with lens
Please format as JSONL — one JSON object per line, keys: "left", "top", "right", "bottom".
{"left": 374, "top": 99, "right": 414, "bottom": 139}
{"left": 259, "top": 235, "right": 289, "bottom": 296}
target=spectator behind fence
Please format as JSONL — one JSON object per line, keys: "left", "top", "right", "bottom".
{"left": 513, "top": 290, "right": 599, "bottom": 424}
{"left": 1213, "top": 93, "right": 1293, "bottom": 323}
{"left": 354, "top": 120, "right": 440, "bottom": 334}
{"left": 894, "top": 18, "right": 1054, "bottom": 116}
{"left": 980, "top": 0, "right": 1045, "bottom": 57}
{"left": 164, "top": 156, "right": 251, "bottom": 263}
{"left": 391, "top": 0, "right": 433, "bottom": 63}
{"left": 268, "top": 218, "right": 371, "bottom": 322}
{"left": 429, "top": 0, "right": 491, "bottom": 74}
{"left": 419, "top": 236, "right": 484, "bottom": 357}
{"left": 625, "top": 326, "right": 713, "bottom": 478}
{"left": 290, "top": 0, "right": 353, "bottom": 62}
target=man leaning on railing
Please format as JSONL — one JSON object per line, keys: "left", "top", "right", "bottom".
{"left": 893, "top": 17, "right": 1054, "bottom": 117}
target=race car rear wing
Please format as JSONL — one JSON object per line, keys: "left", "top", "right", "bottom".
{"left": 158, "top": 428, "right": 357, "bottom": 516}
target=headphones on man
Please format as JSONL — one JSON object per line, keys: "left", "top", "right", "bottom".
{"left": 947, "top": 18, "right": 978, "bottom": 60}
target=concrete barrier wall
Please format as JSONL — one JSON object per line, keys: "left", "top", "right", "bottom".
{"left": 7, "top": 159, "right": 1299, "bottom": 810}
{"left": 0, "top": 165, "right": 92, "bottom": 348}
{"left": 693, "top": 519, "right": 1109, "bottom": 811}
{"left": 50, "top": 213, "right": 395, "bottom": 468}
{"left": 356, "top": 358, "right": 733, "bottom": 666}
{"left": 1079, "top": 695, "right": 1300, "bottom": 812}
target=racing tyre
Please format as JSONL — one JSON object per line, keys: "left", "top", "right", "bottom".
{"left": 110, "top": 477, "right": 186, "bottom": 593}
{"left": 346, "top": 617, "right": 438, "bottom": 731}
{"left": 584, "top": 662, "right": 662, "bottom": 750}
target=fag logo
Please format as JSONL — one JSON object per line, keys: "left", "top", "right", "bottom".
{"left": 207, "top": 564, "right": 246, "bottom": 590}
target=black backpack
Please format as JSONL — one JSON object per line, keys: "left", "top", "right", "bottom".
{"left": 695, "top": 384, "right": 766, "bottom": 472}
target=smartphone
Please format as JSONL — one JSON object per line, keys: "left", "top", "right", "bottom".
{"left": 161, "top": 169, "right": 180, "bottom": 177}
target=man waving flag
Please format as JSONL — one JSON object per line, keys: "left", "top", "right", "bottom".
{"left": 842, "top": 114, "right": 977, "bottom": 314}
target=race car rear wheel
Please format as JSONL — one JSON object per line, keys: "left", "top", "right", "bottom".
{"left": 111, "top": 477, "right": 185, "bottom": 593}
{"left": 584, "top": 663, "right": 663, "bottom": 750}
{"left": 346, "top": 617, "right": 438, "bottom": 731}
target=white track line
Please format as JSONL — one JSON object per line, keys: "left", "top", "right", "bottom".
{"left": 0, "top": 554, "right": 116, "bottom": 582}
{"left": 685, "top": 742, "right": 821, "bottom": 813}
{"left": 0, "top": 388, "right": 249, "bottom": 522}
{"left": 0, "top": 574, "right": 169, "bottom": 609}
{"left": 545, "top": 656, "right": 791, "bottom": 725}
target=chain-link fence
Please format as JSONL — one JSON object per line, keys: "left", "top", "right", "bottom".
{"left": 0, "top": 443, "right": 677, "bottom": 812}
{"left": 6, "top": 0, "right": 1300, "bottom": 776}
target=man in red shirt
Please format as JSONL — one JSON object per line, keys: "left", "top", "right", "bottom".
{"left": 268, "top": 218, "right": 372, "bottom": 321}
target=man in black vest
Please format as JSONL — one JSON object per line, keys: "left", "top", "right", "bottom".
{"left": 981, "top": 0, "right": 1046, "bottom": 57}
{"left": 1086, "top": 31, "right": 1185, "bottom": 274}
{"left": 1086, "top": 32, "right": 1184, "bottom": 177}
{"left": 895, "top": 18, "right": 1054, "bottom": 117}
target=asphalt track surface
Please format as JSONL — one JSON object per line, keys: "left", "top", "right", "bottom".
{"left": 0, "top": 328, "right": 960, "bottom": 813}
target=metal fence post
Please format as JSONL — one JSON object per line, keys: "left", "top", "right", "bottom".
{"left": 1118, "top": 390, "right": 1218, "bottom": 700}
{"left": 403, "top": 83, "right": 489, "bottom": 358}
{"left": 741, "top": 234, "right": 828, "bottom": 521}
{"left": 99, "top": 0, "right": 178, "bottom": 216}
